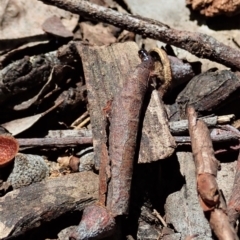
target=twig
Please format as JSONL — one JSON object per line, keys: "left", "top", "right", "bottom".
{"left": 39, "top": 0, "right": 240, "bottom": 69}
{"left": 76, "top": 117, "right": 90, "bottom": 129}
{"left": 153, "top": 209, "right": 167, "bottom": 227}
{"left": 170, "top": 114, "right": 234, "bottom": 135}
{"left": 17, "top": 137, "right": 93, "bottom": 148}
{"left": 187, "top": 106, "right": 220, "bottom": 211}
{"left": 71, "top": 111, "right": 89, "bottom": 127}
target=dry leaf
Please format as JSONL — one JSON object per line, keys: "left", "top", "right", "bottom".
{"left": 2, "top": 100, "right": 63, "bottom": 136}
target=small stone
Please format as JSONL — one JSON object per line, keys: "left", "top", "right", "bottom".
{"left": 7, "top": 153, "right": 49, "bottom": 189}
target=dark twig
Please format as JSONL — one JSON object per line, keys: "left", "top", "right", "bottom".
{"left": 38, "top": 0, "right": 240, "bottom": 69}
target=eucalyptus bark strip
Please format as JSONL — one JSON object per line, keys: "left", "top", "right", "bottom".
{"left": 187, "top": 106, "right": 220, "bottom": 210}
{"left": 108, "top": 50, "right": 154, "bottom": 216}
{"left": 39, "top": 0, "right": 240, "bottom": 69}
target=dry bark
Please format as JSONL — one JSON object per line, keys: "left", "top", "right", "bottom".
{"left": 38, "top": 0, "right": 240, "bottom": 70}
{"left": 177, "top": 70, "right": 240, "bottom": 119}
{"left": 76, "top": 42, "right": 175, "bottom": 169}
{"left": 188, "top": 106, "right": 220, "bottom": 210}
{"left": 210, "top": 209, "right": 239, "bottom": 240}
{"left": 228, "top": 151, "right": 240, "bottom": 225}
{"left": 0, "top": 172, "right": 99, "bottom": 239}
{"left": 188, "top": 106, "right": 238, "bottom": 239}
{"left": 107, "top": 49, "right": 154, "bottom": 216}
{"left": 186, "top": 0, "right": 240, "bottom": 16}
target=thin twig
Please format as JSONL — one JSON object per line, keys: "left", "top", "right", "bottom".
{"left": 153, "top": 209, "right": 167, "bottom": 227}
{"left": 17, "top": 137, "right": 93, "bottom": 148}
{"left": 39, "top": 0, "right": 240, "bottom": 69}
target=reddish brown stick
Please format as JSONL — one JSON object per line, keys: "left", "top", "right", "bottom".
{"left": 108, "top": 50, "right": 154, "bottom": 216}
{"left": 17, "top": 137, "right": 93, "bottom": 147}
{"left": 187, "top": 106, "right": 220, "bottom": 210}
{"left": 39, "top": 0, "right": 240, "bottom": 69}
{"left": 188, "top": 106, "right": 238, "bottom": 239}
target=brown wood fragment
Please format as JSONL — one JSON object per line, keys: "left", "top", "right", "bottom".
{"left": 70, "top": 204, "right": 115, "bottom": 240}
{"left": 188, "top": 106, "right": 238, "bottom": 239}
{"left": 76, "top": 42, "right": 175, "bottom": 168}
{"left": 139, "top": 90, "right": 176, "bottom": 163}
{"left": 209, "top": 209, "right": 239, "bottom": 240}
{"left": 107, "top": 49, "right": 154, "bottom": 216}
{"left": 0, "top": 172, "right": 99, "bottom": 239}
{"left": 187, "top": 0, "right": 240, "bottom": 17}
{"left": 177, "top": 70, "right": 240, "bottom": 119}
{"left": 188, "top": 106, "right": 220, "bottom": 209}
{"left": 42, "top": 15, "right": 73, "bottom": 38}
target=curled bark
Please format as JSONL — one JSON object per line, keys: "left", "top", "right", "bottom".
{"left": 108, "top": 50, "right": 154, "bottom": 216}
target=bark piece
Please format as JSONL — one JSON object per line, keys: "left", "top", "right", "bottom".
{"left": 228, "top": 152, "right": 240, "bottom": 225}
{"left": 70, "top": 205, "right": 115, "bottom": 240}
{"left": 42, "top": 15, "right": 73, "bottom": 38}
{"left": 177, "top": 70, "right": 240, "bottom": 119}
{"left": 165, "top": 152, "right": 213, "bottom": 240}
{"left": 80, "top": 22, "right": 117, "bottom": 46}
{"left": 76, "top": 42, "right": 175, "bottom": 168}
{"left": 186, "top": 0, "right": 240, "bottom": 17}
{"left": 39, "top": 0, "right": 240, "bottom": 70}
{"left": 187, "top": 106, "right": 219, "bottom": 209}
{"left": 0, "top": 171, "right": 99, "bottom": 239}
{"left": 108, "top": 49, "right": 154, "bottom": 216}
{"left": 0, "top": 56, "right": 51, "bottom": 106}
{"left": 209, "top": 209, "right": 239, "bottom": 240}
{"left": 139, "top": 90, "right": 176, "bottom": 163}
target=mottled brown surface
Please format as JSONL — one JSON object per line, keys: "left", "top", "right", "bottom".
{"left": 177, "top": 70, "right": 240, "bottom": 119}
{"left": 188, "top": 107, "right": 220, "bottom": 209}
{"left": 76, "top": 42, "right": 175, "bottom": 169}
{"left": 107, "top": 49, "right": 154, "bottom": 216}
{"left": 187, "top": 0, "right": 240, "bottom": 16}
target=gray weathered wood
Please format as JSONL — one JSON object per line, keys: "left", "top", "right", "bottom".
{"left": 0, "top": 171, "right": 98, "bottom": 239}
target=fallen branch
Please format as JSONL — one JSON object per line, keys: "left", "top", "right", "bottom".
{"left": 39, "top": 0, "right": 240, "bottom": 69}
{"left": 187, "top": 106, "right": 238, "bottom": 239}
{"left": 188, "top": 106, "right": 220, "bottom": 210}
{"left": 0, "top": 172, "right": 98, "bottom": 239}
{"left": 17, "top": 124, "right": 240, "bottom": 149}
